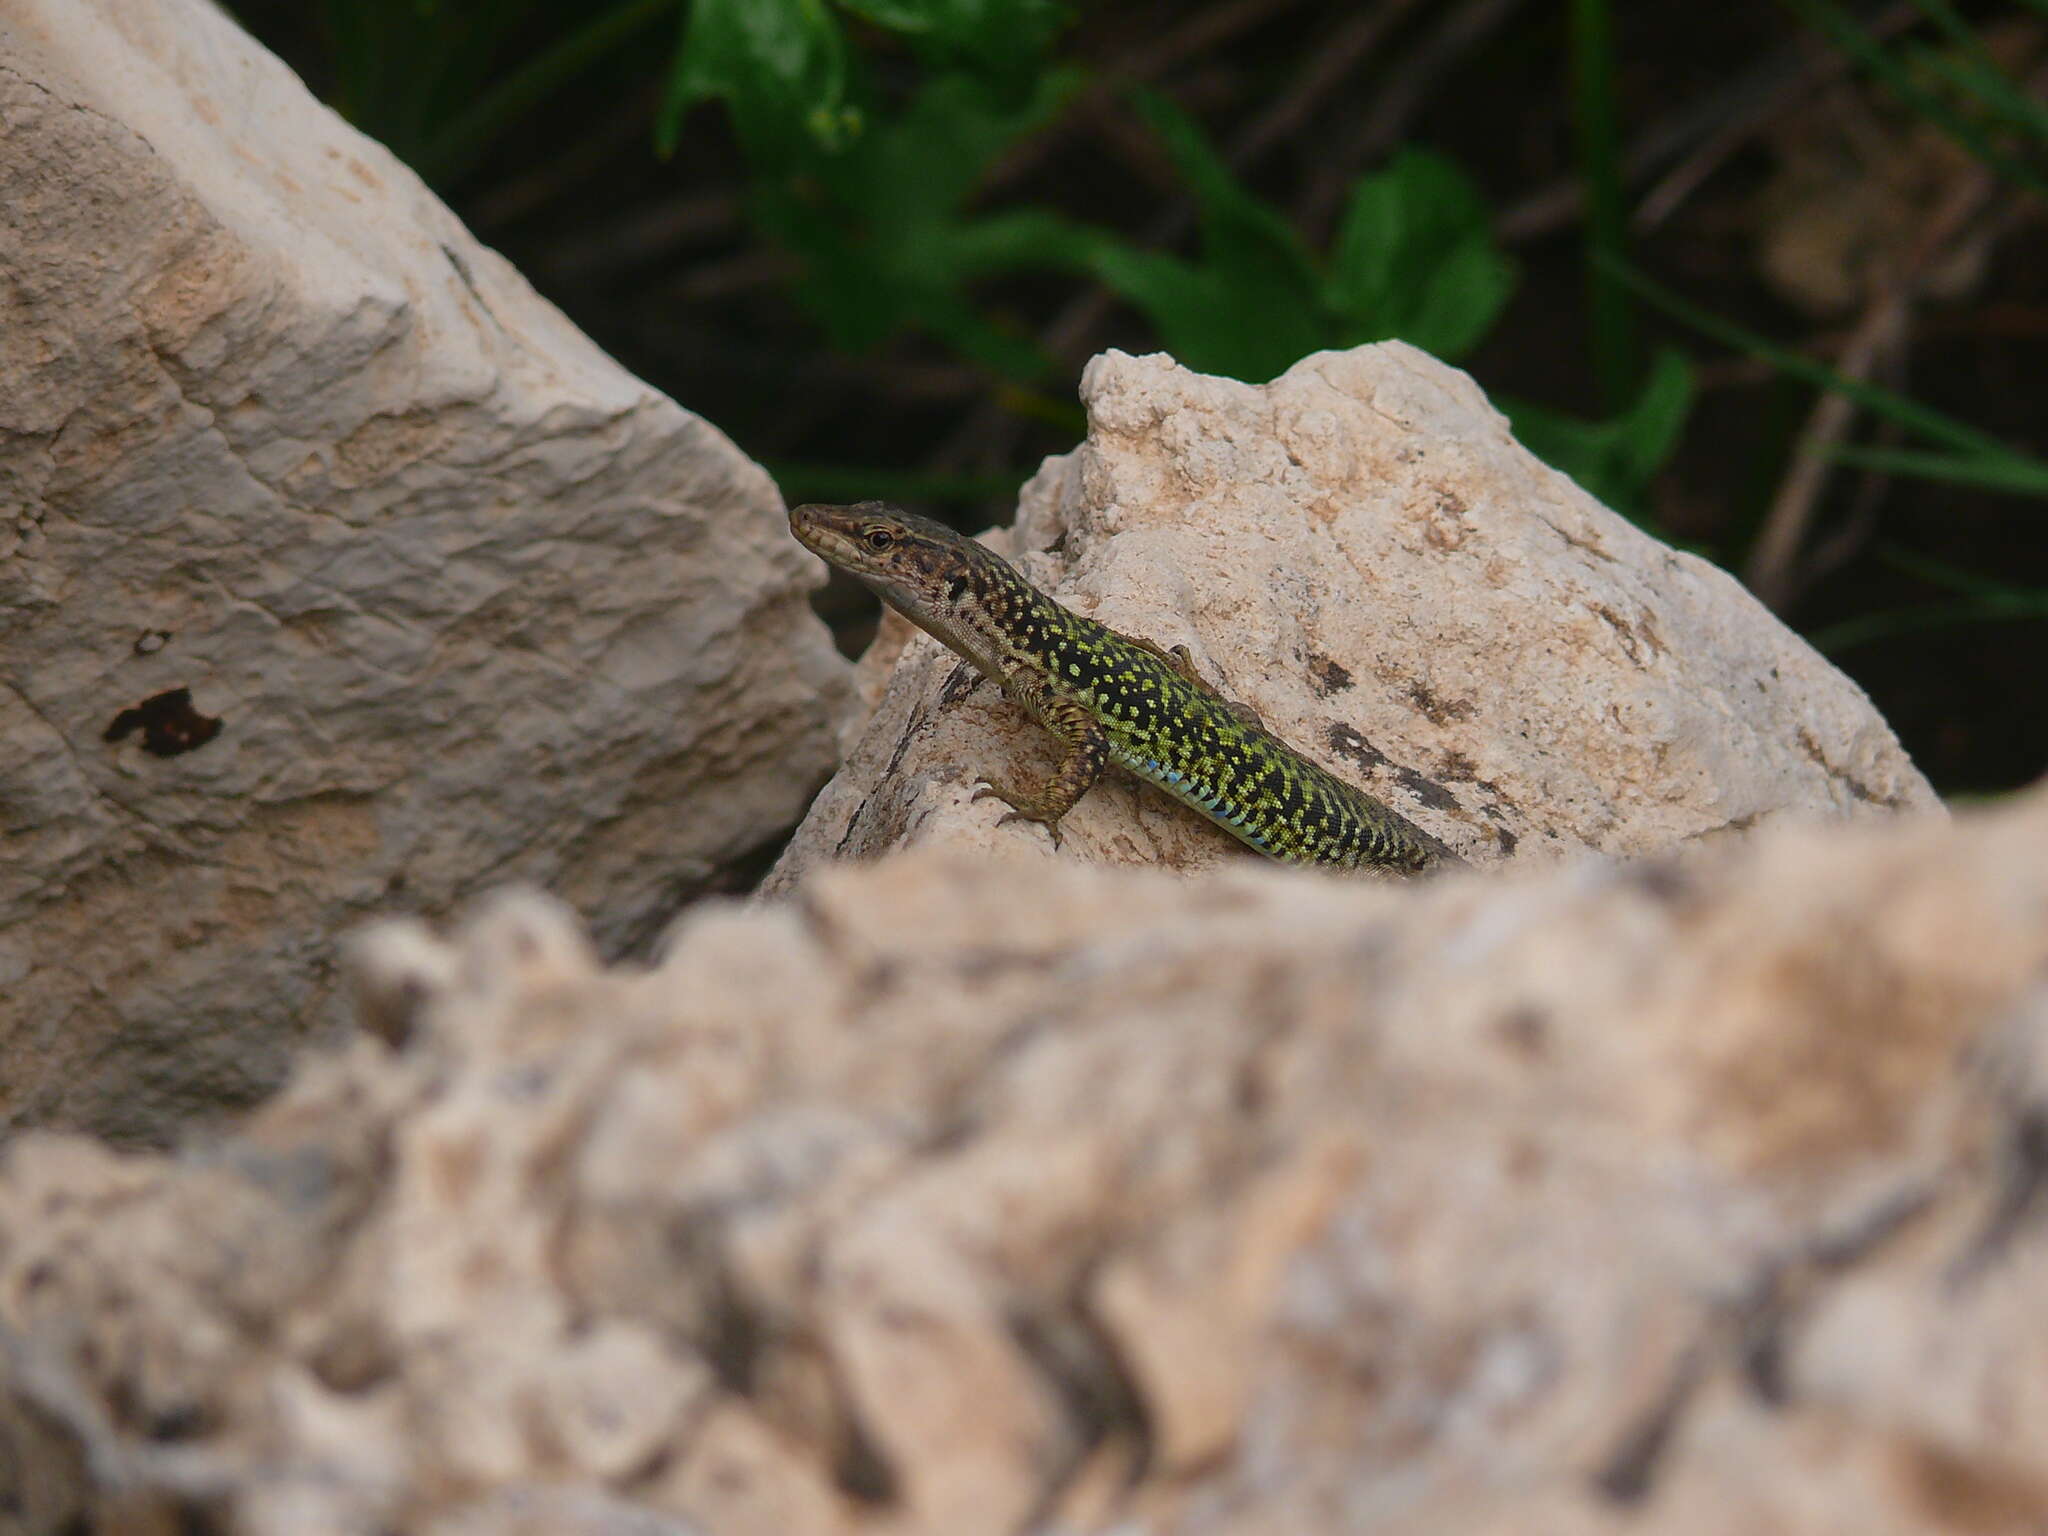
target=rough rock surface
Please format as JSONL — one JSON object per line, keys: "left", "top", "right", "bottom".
{"left": 0, "top": 1, "right": 853, "bottom": 1140}
{"left": 4, "top": 785, "right": 2047, "bottom": 1534}
{"left": 770, "top": 346, "right": 1935, "bottom": 889}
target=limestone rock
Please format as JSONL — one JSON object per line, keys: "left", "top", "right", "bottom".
{"left": 3, "top": 784, "right": 2046, "bottom": 1533}
{"left": 769, "top": 346, "right": 1935, "bottom": 889}
{"left": 0, "top": 0, "right": 854, "bottom": 1141}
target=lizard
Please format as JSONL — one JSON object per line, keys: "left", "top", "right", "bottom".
{"left": 790, "top": 501, "right": 1467, "bottom": 875}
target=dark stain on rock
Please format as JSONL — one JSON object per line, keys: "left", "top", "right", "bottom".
{"left": 103, "top": 687, "right": 221, "bottom": 758}
{"left": 1494, "top": 1006, "right": 1551, "bottom": 1059}
{"left": 1595, "top": 1343, "right": 1708, "bottom": 1505}
{"left": 1324, "top": 722, "right": 1391, "bottom": 774}
{"left": 937, "top": 660, "right": 982, "bottom": 711}
{"left": 1324, "top": 723, "right": 1461, "bottom": 812}
{"left": 1417, "top": 751, "right": 1523, "bottom": 855}
{"left": 1627, "top": 858, "right": 1695, "bottom": 908}
{"left": 1305, "top": 651, "right": 1354, "bottom": 698}
{"left": 1404, "top": 680, "right": 1475, "bottom": 726}
{"left": 1796, "top": 727, "right": 1904, "bottom": 809}
{"left": 1546, "top": 517, "right": 1617, "bottom": 562}
{"left": 1589, "top": 601, "right": 1661, "bottom": 666}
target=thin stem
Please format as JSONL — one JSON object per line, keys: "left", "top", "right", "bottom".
{"left": 1611, "top": 258, "right": 2026, "bottom": 463}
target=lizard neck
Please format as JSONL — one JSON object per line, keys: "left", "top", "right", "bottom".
{"left": 871, "top": 552, "right": 1063, "bottom": 694}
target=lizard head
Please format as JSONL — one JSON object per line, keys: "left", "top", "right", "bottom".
{"left": 788, "top": 501, "right": 1018, "bottom": 623}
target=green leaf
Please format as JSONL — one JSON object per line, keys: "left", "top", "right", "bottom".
{"left": 837, "top": 0, "right": 1071, "bottom": 77}
{"left": 1810, "top": 545, "right": 2048, "bottom": 656}
{"left": 943, "top": 206, "right": 1113, "bottom": 277}
{"left": 1774, "top": 0, "right": 2048, "bottom": 197}
{"left": 1073, "top": 93, "right": 1323, "bottom": 380}
{"left": 1324, "top": 149, "right": 1516, "bottom": 359}
{"left": 1882, "top": 543, "right": 2048, "bottom": 597}
{"left": 1812, "top": 598, "right": 2048, "bottom": 654}
{"left": 658, "top": 0, "right": 857, "bottom": 161}
{"left": 1506, "top": 348, "right": 1694, "bottom": 512}
{"left": 913, "top": 295, "right": 1054, "bottom": 380}
{"left": 756, "top": 68, "right": 1093, "bottom": 378}
{"left": 1825, "top": 444, "right": 2048, "bottom": 497}
{"left": 1135, "top": 92, "right": 1320, "bottom": 302}
{"left": 836, "top": 69, "right": 1079, "bottom": 234}
{"left": 1613, "top": 256, "right": 2028, "bottom": 462}
{"left": 1081, "top": 113, "right": 1516, "bottom": 378}
{"left": 1908, "top": 41, "right": 2048, "bottom": 148}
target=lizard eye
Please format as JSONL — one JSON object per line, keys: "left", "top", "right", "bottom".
{"left": 863, "top": 528, "right": 895, "bottom": 552}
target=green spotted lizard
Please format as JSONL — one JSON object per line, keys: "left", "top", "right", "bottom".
{"left": 791, "top": 501, "right": 1466, "bottom": 875}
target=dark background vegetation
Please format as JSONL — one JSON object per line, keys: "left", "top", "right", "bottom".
{"left": 225, "top": 0, "right": 2048, "bottom": 797}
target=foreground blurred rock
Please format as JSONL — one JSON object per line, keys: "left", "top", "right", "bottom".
{"left": 771, "top": 345, "right": 1935, "bottom": 888}
{"left": 0, "top": 0, "right": 853, "bottom": 1141}
{"left": 4, "top": 786, "right": 2046, "bottom": 1534}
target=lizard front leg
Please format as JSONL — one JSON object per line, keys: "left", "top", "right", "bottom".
{"left": 970, "top": 691, "right": 1109, "bottom": 849}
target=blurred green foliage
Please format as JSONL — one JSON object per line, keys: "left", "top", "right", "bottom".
{"left": 291, "top": 0, "right": 1694, "bottom": 515}
{"left": 271, "top": 0, "right": 2048, "bottom": 660}
{"left": 1080, "top": 101, "right": 1517, "bottom": 377}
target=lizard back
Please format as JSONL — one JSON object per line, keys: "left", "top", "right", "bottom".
{"left": 1015, "top": 598, "right": 1454, "bottom": 872}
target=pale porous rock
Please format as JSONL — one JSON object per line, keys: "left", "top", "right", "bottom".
{"left": 0, "top": 1, "right": 853, "bottom": 1140}
{"left": 770, "top": 346, "right": 1934, "bottom": 889}
{"left": 4, "top": 787, "right": 2048, "bottom": 1534}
